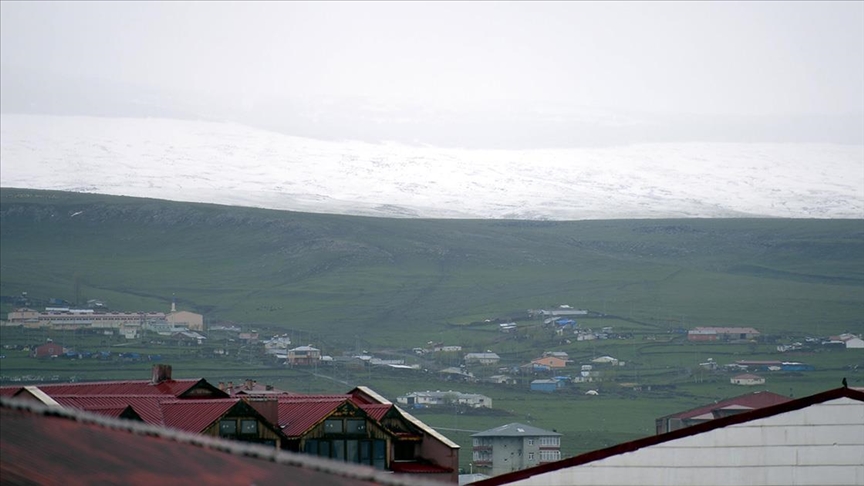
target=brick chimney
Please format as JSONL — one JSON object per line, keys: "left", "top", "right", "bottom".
{"left": 150, "top": 364, "right": 172, "bottom": 384}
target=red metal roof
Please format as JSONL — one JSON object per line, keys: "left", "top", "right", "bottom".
{"left": 49, "top": 395, "right": 167, "bottom": 425}
{"left": 1, "top": 397, "right": 438, "bottom": 486}
{"left": 359, "top": 403, "right": 392, "bottom": 421}
{"left": 659, "top": 390, "right": 791, "bottom": 420}
{"left": 277, "top": 398, "right": 346, "bottom": 437}
{"left": 160, "top": 399, "right": 239, "bottom": 433}
{"left": 3, "top": 379, "right": 204, "bottom": 397}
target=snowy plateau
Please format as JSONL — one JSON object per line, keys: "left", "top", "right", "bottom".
{"left": 1, "top": 113, "right": 862, "bottom": 220}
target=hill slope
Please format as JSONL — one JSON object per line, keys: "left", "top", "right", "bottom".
{"left": 2, "top": 189, "right": 862, "bottom": 348}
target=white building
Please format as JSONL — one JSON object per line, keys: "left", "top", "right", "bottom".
{"left": 465, "top": 352, "right": 501, "bottom": 366}
{"left": 470, "top": 387, "right": 864, "bottom": 486}
{"left": 396, "top": 390, "right": 492, "bottom": 409}
{"left": 472, "top": 423, "right": 561, "bottom": 477}
{"left": 730, "top": 373, "right": 765, "bottom": 386}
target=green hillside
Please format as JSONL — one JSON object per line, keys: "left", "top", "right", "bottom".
{"left": 2, "top": 188, "right": 863, "bottom": 470}
{"left": 3, "top": 188, "right": 862, "bottom": 344}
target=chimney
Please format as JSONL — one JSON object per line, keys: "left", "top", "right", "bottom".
{"left": 227, "top": 381, "right": 234, "bottom": 395}
{"left": 150, "top": 364, "right": 172, "bottom": 384}
{"left": 245, "top": 379, "right": 254, "bottom": 390}
{"left": 265, "top": 384, "right": 274, "bottom": 391}
{"left": 218, "top": 382, "right": 225, "bottom": 391}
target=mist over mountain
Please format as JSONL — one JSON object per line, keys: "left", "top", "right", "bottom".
{"left": 1, "top": 113, "right": 861, "bottom": 220}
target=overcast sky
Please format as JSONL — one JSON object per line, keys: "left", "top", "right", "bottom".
{"left": 2, "top": 1, "right": 863, "bottom": 147}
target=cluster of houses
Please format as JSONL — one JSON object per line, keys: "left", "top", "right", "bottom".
{"left": 0, "top": 364, "right": 460, "bottom": 483}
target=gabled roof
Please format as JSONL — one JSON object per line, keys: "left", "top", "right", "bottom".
{"left": 659, "top": 390, "right": 791, "bottom": 421}
{"left": 1, "top": 378, "right": 224, "bottom": 398}
{"left": 359, "top": 403, "right": 393, "bottom": 421}
{"left": 0, "top": 397, "right": 442, "bottom": 486}
{"left": 48, "top": 395, "right": 167, "bottom": 424}
{"left": 472, "top": 422, "right": 561, "bottom": 438}
{"left": 474, "top": 387, "right": 864, "bottom": 486}
{"left": 277, "top": 397, "right": 348, "bottom": 437}
{"left": 160, "top": 398, "right": 240, "bottom": 432}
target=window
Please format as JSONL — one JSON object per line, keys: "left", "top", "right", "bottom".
{"left": 219, "top": 419, "right": 237, "bottom": 436}
{"left": 241, "top": 420, "right": 258, "bottom": 435}
{"left": 527, "top": 439, "right": 534, "bottom": 445}
{"left": 528, "top": 452, "right": 535, "bottom": 460}
{"left": 346, "top": 419, "right": 366, "bottom": 434}
{"left": 325, "top": 419, "right": 344, "bottom": 434}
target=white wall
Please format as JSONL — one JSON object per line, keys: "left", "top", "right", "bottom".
{"left": 506, "top": 397, "right": 864, "bottom": 486}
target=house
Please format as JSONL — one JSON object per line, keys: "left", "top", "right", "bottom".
{"left": 471, "top": 423, "right": 561, "bottom": 477}
{"left": 1, "top": 365, "right": 461, "bottom": 483}
{"left": 31, "top": 341, "right": 65, "bottom": 358}
{"left": 438, "top": 367, "right": 477, "bottom": 382}
{"left": 687, "top": 327, "right": 760, "bottom": 342}
{"left": 270, "top": 387, "right": 459, "bottom": 482}
{"left": 655, "top": 390, "right": 792, "bottom": 434}
{"left": 487, "top": 375, "right": 516, "bottom": 385}
{"left": 530, "top": 357, "right": 567, "bottom": 370}
{"left": 529, "top": 379, "right": 561, "bottom": 393}
{"left": 542, "top": 351, "right": 569, "bottom": 360}
{"left": 286, "top": 345, "right": 321, "bottom": 366}
{"left": 730, "top": 373, "right": 765, "bottom": 386}
{"left": 465, "top": 352, "right": 501, "bottom": 366}
{"left": 396, "top": 391, "right": 492, "bottom": 409}
{"left": 590, "top": 356, "right": 619, "bottom": 366}
{"left": 0, "top": 396, "right": 441, "bottom": 486}
{"left": 830, "top": 333, "right": 864, "bottom": 349}
{"left": 470, "top": 387, "right": 864, "bottom": 486}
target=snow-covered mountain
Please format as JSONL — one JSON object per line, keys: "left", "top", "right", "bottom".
{"left": 1, "top": 114, "right": 862, "bottom": 220}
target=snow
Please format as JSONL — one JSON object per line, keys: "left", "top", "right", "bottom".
{"left": 1, "top": 114, "right": 862, "bottom": 220}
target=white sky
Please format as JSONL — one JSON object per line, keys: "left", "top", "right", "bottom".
{"left": 2, "top": 1, "right": 863, "bottom": 117}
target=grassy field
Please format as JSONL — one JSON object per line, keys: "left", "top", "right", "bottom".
{"left": 1, "top": 188, "right": 863, "bottom": 471}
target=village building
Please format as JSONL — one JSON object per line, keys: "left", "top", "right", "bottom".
{"left": 465, "top": 352, "right": 501, "bottom": 366}
{"left": 829, "top": 333, "right": 864, "bottom": 349}
{"left": 730, "top": 373, "right": 766, "bottom": 386}
{"left": 470, "top": 387, "right": 864, "bottom": 486}
{"left": 0, "top": 365, "right": 460, "bottom": 483}
{"left": 286, "top": 345, "right": 321, "bottom": 366}
{"left": 471, "top": 423, "right": 562, "bottom": 477}
{"left": 655, "top": 390, "right": 792, "bottom": 434}
{"left": 30, "top": 341, "right": 65, "bottom": 358}
{"left": 530, "top": 356, "right": 568, "bottom": 370}
{"left": 529, "top": 379, "right": 562, "bottom": 393}
{"left": 1, "top": 396, "right": 442, "bottom": 486}
{"left": 396, "top": 391, "right": 492, "bottom": 409}
{"left": 687, "top": 326, "right": 760, "bottom": 342}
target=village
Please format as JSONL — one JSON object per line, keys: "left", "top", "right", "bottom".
{"left": 3, "top": 299, "right": 861, "bottom": 397}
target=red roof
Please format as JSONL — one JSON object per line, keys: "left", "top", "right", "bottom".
{"left": 659, "top": 390, "right": 791, "bottom": 420}
{"left": 49, "top": 395, "right": 167, "bottom": 424}
{"left": 1, "top": 397, "right": 433, "bottom": 486}
{"left": 3, "top": 379, "right": 207, "bottom": 398}
{"left": 160, "top": 399, "right": 239, "bottom": 433}
{"left": 359, "top": 403, "right": 392, "bottom": 421}
{"left": 277, "top": 398, "right": 346, "bottom": 436}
